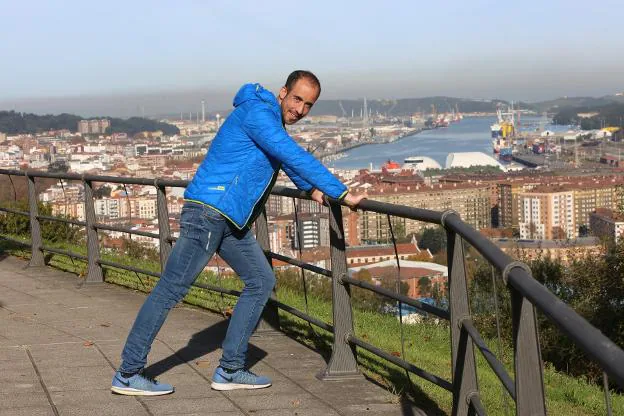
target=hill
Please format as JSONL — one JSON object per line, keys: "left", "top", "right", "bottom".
{"left": 0, "top": 111, "right": 180, "bottom": 136}
{"left": 552, "top": 102, "right": 624, "bottom": 130}
{"left": 532, "top": 95, "right": 624, "bottom": 113}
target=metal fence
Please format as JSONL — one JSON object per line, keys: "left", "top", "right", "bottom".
{"left": 0, "top": 168, "right": 623, "bottom": 415}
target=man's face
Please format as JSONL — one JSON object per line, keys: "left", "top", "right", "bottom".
{"left": 278, "top": 79, "right": 320, "bottom": 125}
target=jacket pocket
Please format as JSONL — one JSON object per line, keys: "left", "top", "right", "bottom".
{"left": 216, "top": 174, "right": 240, "bottom": 205}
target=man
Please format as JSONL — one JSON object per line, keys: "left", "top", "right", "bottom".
{"left": 111, "top": 70, "right": 365, "bottom": 396}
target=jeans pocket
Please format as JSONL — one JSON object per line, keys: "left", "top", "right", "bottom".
{"left": 203, "top": 206, "right": 225, "bottom": 222}
{"left": 180, "top": 204, "right": 203, "bottom": 240}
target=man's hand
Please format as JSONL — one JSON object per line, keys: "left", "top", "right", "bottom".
{"left": 310, "top": 189, "right": 367, "bottom": 211}
{"left": 343, "top": 192, "right": 367, "bottom": 211}
{"left": 310, "top": 188, "right": 325, "bottom": 205}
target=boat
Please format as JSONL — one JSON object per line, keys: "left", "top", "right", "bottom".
{"left": 491, "top": 103, "right": 517, "bottom": 156}
{"left": 491, "top": 123, "right": 502, "bottom": 138}
{"left": 499, "top": 147, "right": 513, "bottom": 162}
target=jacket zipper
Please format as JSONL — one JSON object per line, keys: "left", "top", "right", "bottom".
{"left": 242, "top": 168, "right": 279, "bottom": 228}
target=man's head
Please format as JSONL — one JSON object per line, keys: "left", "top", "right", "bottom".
{"left": 277, "top": 70, "right": 321, "bottom": 125}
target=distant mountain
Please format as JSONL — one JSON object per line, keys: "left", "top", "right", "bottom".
{"left": 532, "top": 95, "right": 624, "bottom": 113}
{"left": 551, "top": 101, "right": 624, "bottom": 130}
{"left": 0, "top": 111, "right": 180, "bottom": 136}
{"left": 308, "top": 97, "right": 525, "bottom": 117}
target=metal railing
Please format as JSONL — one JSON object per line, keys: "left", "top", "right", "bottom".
{"left": 0, "top": 168, "right": 623, "bottom": 415}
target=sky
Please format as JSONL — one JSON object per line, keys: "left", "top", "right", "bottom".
{"left": 1, "top": 0, "right": 623, "bottom": 117}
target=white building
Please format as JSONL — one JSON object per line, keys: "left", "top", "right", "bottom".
{"left": 445, "top": 152, "right": 503, "bottom": 170}
{"left": 95, "top": 198, "right": 122, "bottom": 219}
{"left": 402, "top": 156, "right": 442, "bottom": 171}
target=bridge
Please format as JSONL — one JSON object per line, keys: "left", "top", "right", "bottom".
{"left": 0, "top": 169, "right": 623, "bottom": 415}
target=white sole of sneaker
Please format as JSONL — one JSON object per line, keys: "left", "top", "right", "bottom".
{"left": 210, "top": 382, "right": 271, "bottom": 391}
{"left": 111, "top": 386, "right": 174, "bottom": 396}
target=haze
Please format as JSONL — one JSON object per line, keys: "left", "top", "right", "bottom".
{"left": 1, "top": 0, "right": 622, "bottom": 117}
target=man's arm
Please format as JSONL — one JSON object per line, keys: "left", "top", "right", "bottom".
{"left": 281, "top": 164, "right": 313, "bottom": 192}
{"left": 282, "top": 165, "right": 364, "bottom": 209}
{"left": 243, "top": 107, "right": 347, "bottom": 200}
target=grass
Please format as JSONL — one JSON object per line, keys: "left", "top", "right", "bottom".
{"left": 1, "top": 236, "right": 622, "bottom": 415}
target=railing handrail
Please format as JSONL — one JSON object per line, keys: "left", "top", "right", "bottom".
{"left": 1, "top": 168, "right": 623, "bottom": 413}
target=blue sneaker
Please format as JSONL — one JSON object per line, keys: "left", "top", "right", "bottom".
{"left": 111, "top": 371, "right": 174, "bottom": 396}
{"left": 211, "top": 367, "right": 271, "bottom": 390}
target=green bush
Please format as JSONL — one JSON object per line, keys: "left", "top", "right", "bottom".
{"left": 0, "top": 199, "right": 83, "bottom": 244}
{"left": 470, "top": 241, "right": 624, "bottom": 387}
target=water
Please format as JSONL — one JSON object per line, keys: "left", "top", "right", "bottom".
{"left": 329, "top": 116, "right": 570, "bottom": 170}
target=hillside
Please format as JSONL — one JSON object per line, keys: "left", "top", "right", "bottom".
{"left": 552, "top": 102, "right": 624, "bottom": 130}
{"left": 0, "top": 111, "right": 180, "bottom": 136}
{"left": 532, "top": 95, "right": 624, "bottom": 113}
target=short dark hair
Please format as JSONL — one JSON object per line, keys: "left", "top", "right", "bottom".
{"left": 285, "top": 70, "right": 321, "bottom": 94}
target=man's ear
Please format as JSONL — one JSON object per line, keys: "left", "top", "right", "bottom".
{"left": 278, "top": 86, "right": 288, "bottom": 101}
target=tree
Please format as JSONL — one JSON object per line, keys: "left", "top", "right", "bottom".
{"left": 48, "top": 160, "right": 69, "bottom": 173}
{"left": 616, "top": 185, "right": 624, "bottom": 215}
{"left": 417, "top": 276, "right": 431, "bottom": 297}
{"left": 578, "top": 224, "right": 589, "bottom": 237}
{"left": 389, "top": 217, "right": 406, "bottom": 240}
{"left": 469, "top": 243, "right": 624, "bottom": 385}
{"left": 431, "top": 282, "right": 447, "bottom": 308}
{"left": 528, "top": 222, "right": 537, "bottom": 239}
{"left": 121, "top": 238, "right": 159, "bottom": 262}
{"left": 432, "top": 250, "right": 448, "bottom": 266}
{"left": 94, "top": 185, "right": 112, "bottom": 198}
{"left": 552, "top": 226, "right": 566, "bottom": 240}
{"left": 419, "top": 226, "right": 447, "bottom": 254}
{"left": 0, "top": 110, "right": 180, "bottom": 135}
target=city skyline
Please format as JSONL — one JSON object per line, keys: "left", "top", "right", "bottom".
{"left": 1, "top": 1, "right": 623, "bottom": 117}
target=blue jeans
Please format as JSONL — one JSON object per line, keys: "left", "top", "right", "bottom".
{"left": 119, "top": 201, "right": 276, "bottom": 373}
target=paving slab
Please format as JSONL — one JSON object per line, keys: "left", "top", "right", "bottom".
{"left": 0, "top": 254, "right": 430, "bottom": 415}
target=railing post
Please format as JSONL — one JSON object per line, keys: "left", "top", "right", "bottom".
{"left": 446, "top": 221, "right": 478, "bottom": 416}
{"left": 254, "top": 207, "right": 281, "bottom": 333}
{"left": 507, "top": 265, "right": 546, "bottom": 415}
{"left": 83, "top": 179, "right": 103, "bottom": 283}
{"left": 156, "top": 182, "right": 172, "bottom": 271}
{"left": 318, "top": 202, "right": 361, "bottom": 380}
{"left": 26, "top": 173, "right": 45, "bottom": 267}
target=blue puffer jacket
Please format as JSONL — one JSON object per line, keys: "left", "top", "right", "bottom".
{"left": 184, "top": 83, "right": 348, "bottom": 229}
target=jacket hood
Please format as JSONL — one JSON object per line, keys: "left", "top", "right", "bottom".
{"left": 233, "top": 83, "right": 280, "bottom": 111}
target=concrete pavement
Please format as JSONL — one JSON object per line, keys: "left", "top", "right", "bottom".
{"left": 0, "top": 253, "right": 428, "bottom": 416}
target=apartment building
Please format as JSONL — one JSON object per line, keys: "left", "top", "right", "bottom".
{"left": 518, "top": 190, "right": 576, "bottom": 239}
{"left": 293, "top": 212, "right": 329, "bottom": 249}
{"left": 50, "top": 201, "right": 85, "bottom": 222}
{"left": 78, "top": 119, "right": 110, "bottom": 135}
{"left": 590, "top": 208, "right": 624, "bottom": 244}
{"left": 360, "top": 182, "right": 492, "bottom": 243}
{"left": 498, "top": 176, "right": 624, "bottom": 233}
{"left": 94, "top": 198, "right": 128, "bottom": 219}
{"left": 130, "top": 198, "right": 157, "bottom": 219}
{"left": 573, "top": 184, "right": 620, "bottom": 227}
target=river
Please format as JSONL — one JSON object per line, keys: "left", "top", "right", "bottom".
{"left": 328, "top": 116, "right": 569, "bottom": 170}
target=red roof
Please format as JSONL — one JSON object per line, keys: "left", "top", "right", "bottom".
{"left": 359, "top": 265, "right": 443, "bottom": 281}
